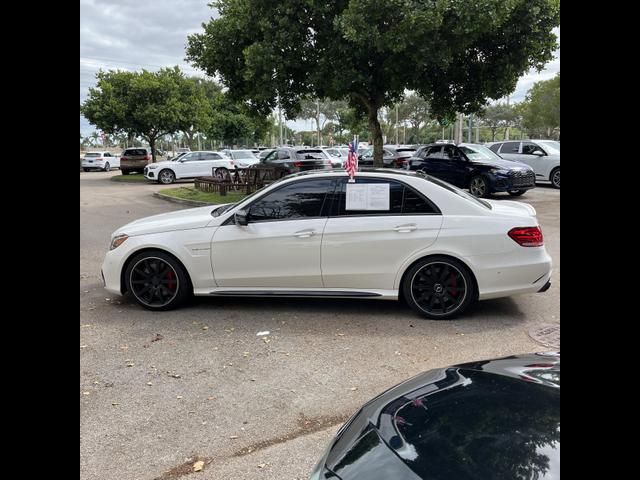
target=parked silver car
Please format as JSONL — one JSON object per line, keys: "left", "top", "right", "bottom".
{"left": 488, "top": 140, "right": 560, "bottom": 188}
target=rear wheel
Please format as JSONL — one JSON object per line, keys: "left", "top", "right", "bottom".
{"left": 550, "top": 168, "right": 560, "bottom": 189}
{"left": 83, "top": 168, "right": 90, "bottom": 172}
{"left": 469, "top": 175, "right": 490, "bottom": 198}
{"left": 158, "top": 169, "right": 175, "bottom": 184}
{"left": 215, "top": 167, "right": 229, "bottom": 181}
{"left": 402, "top": 256, "right": 476, "bottom": 320}
{"left": 124, "top": 250, "right": 191, "bottom": 311}
{"left": 103, "top": 162, "right": 111, "bottom": 172}
{"left": 508, "top": 189, "right": 526, "bottom": 196}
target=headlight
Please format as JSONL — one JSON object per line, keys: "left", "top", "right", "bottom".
{"left": 147, "top": 164, "right": 159, "bottom": 169}
{"left": 110, "top": 234, "right": 128, "bottom": 250}
{"left": 489, "top": 168, "right": 508, "bottom": 175}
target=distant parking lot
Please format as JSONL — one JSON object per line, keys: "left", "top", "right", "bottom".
{"left": 80, "top": 170, "right": 559, "bottom": 480}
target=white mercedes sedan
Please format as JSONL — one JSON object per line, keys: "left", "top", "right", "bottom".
{"left": 102, "top": 170, "right": 552, "bottom": 319}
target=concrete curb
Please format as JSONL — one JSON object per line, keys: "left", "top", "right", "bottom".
{"left": 153, "top": 191, "right": 213, "bottom": 207}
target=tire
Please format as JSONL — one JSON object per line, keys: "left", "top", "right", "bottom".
{"left": 103, "top": 162, "right": 111, "bottom": 172}
{"left": 469, "top": 175, "right": 490, "bottom": 198}
{"left": 158, "top": 169, "right": 176, "bottom": 184}
{"left": 402, "top": 256, "right": 476, "bottom": 320}
{"left": 124, "top": 250, "right": 191, "bottom": 311}
{"left": 550, "top": 168, "right": 560, "bottom": 189}
{"left": 508, "top": 190, "right": 526, "bottom": 196}
{"left": 215, "top": 167, "right": 229, "bottom": 181}
{"left": 83, "top": 168, "right": 90, "bottom": 172}
{"left": 121, "top": 169, "right": 130, "bottom": 175}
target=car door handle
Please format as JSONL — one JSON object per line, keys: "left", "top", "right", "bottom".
{"left": 294, "top": 229, "right": 316, "bottom": 238}
{"left": 393, "top": 224, "right": 417, "bottom": 233}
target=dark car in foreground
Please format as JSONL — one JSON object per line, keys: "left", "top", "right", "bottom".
{"left": 310, "top": 352, "right": 560, "bottom": 480}
{"left": 359, "top": 145, "right": 417, "bottom": 168}
{"left": 407, "top": 143, "right": 535, "bottom": 197}
{"left": 259, "top": 146, "right": 333, "bottom": 175}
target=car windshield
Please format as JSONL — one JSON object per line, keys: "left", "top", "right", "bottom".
{"left": 420, "top": 173, "right": 492, "bottom": 209}
{"left": 459, "top": 144, "right": 503, "bottom": 162}
{"left": 537, "top": 141, "right": 560, "bottom": 154}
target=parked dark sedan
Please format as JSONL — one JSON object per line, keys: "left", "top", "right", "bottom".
{"left": 359, "top": 145, "right": 417, "bottom": 168}
{"left": 259, "top": 146, "right": 333, "bottom": 175}
{"left": 310, "top": 352, "right": 560, "bottom": 480}
{"left": 407, "top": 143, "right": 535, "bottom": 197}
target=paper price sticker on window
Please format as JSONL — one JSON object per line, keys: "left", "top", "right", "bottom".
{"left": 346, "top": 183, "right": 390, "bottom": 210}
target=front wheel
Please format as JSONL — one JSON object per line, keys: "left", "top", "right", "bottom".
{"left": 402, "top": 256, "right": 476, "bottom": 320}
{"left": 469, "top": 175, "right": 490, "bottom": 198}
{"left": 550, "top": 168, "right": 560, "bottom": 189}
{"left": 215, "top": 167, "right": 230, "bottom": 181}
{"left": 124, "top": 250, "right": 191, "bottom": 310}
{"left": 508, "top": 189, "right": 526, "bottom": 196}
{"left": 158, "top": 169, "right": 176, "bottom": 184}
{"left": 103, "top": 162, "right": 111, "bottom": 172}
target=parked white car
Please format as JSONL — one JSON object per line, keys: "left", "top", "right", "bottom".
{"left": 102, "top": 169, "right": 552, "bottom": 319}
{"left": 488, "top": 140, "right": 560, "bottom": 188}
{"left": 226, "top": 149, "right": 260, "bottom": 168}
{"left": 144, "top": 151, "right": 235, "bottom": 184}
{"left": 82, "top": 151, "right": 120, "bottom": 172}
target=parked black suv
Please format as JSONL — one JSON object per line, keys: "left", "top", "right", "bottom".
{"left": 407, "top": 143, "right": 535, "bottom": 197}
{"left": 259, "top": 147, "right": 333, "bottom": 175}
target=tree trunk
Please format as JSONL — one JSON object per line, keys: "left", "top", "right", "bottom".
{"left": 149, "top": 136, "right": 157, "bottom": 162}
{"left": 368, "top": 108, "right": 384, "bottom": 168}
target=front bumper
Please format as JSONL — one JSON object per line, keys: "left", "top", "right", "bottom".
{"left": 490, "top": 171, "right": 536, "bottom": 192}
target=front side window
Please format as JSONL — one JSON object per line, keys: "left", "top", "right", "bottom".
{"left": 522, "top": 142, "right": 545, "bottom": 155}
{"left": 488, "top": 143, "right": 502, "bottom": 153}
{"left": 201, "top": 153, "right": 222, "bottom": 160}
{"left": 247, "top": 179, "right": 335, "bottom": 222}
{"left": 278, "top": 150, "right": 291, "bottom": 160}
{"left": 181, "top": 153, "right": 200, "bottom": 162}
{"left": 263, "top": 151, "right": 278, "bottom": 163}
{"left": 425, "top": 146, "right": 443, "bottom": 159}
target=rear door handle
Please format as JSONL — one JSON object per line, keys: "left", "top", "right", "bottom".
{"left": 294, "top": 229, "right": 316, "bottom": 238}
{"left": 393, "top": 224, "right": 417, "bottom": 233}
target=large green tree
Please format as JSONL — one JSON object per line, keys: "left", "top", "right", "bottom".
{"left": 478, "top": 103, "right": 518, "bottom": 141}
{"left": 520, "top": 73, "right": 560, "bottom": 138}
{"left": 186, "top": 0, "right": 559, "bottom": 166}
{"left": 81, "top": 67, "right": 210, "bottom": 162}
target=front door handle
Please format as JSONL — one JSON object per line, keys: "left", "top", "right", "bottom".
{"left": 294, "top": 229, "right": 316, "bottom": 238}
{"left": 393, "top": 224, "right": 417, "bottom": 233}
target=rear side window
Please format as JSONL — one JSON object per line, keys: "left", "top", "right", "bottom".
{"left": 425, "top": 146, "right": 443, "bottom": 159}
{"left": 295, "top": 150, "right": 327, "bottom": 160}
{"left": 124, "top": 149, "right": 148, "bottom": 156}
{"left": 500, "top": 142, "right": 520, "bottom": 153}
{"left": 328, "top": 178, "right": 439, "bottom": 216}
{"left": 247, "top": 179, "right": 335, "bottom": 222}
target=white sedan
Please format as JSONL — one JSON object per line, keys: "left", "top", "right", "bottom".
{"left": 102, "top": 170, "right": 552, "bottom": 319}
{"left": 144, "top": 151, "right": 235, "bottom": 184}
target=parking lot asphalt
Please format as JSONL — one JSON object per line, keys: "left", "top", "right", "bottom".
{"left": 80, "top": 170, "right": 560, "bottom": 480}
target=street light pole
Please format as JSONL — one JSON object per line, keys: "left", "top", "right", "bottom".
{"left": 278, "top": 97, "right": 283, "bottom": 146}
{"left": 395, "top": 104, "right": 399, "bottom": 145}
{"left": 317, "top": 99, "right": 321, "bottom": 147}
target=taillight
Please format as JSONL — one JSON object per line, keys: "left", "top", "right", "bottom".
{"left": 145, "top": 154, "right": 151, "bottom": 161}
{"left": 508, "top": 226, "right": 544, "bottom": 247}
{"left": 293, "top": 161, "right": 303, "bottom": 167}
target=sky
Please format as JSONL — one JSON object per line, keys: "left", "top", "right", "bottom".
{"left": 80, "top": 0, "right": 560, "bottom": 136}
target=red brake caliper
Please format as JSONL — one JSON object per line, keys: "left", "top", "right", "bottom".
{"left": 166, "top": 270, "right": 176, "bottom": 290}
{"left": 449, "top": 273, "right": 457, "bottom": 297}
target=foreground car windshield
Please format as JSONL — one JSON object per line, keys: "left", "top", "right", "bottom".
{"left": 459, "top": 144, "right": 503, "bottom": 162}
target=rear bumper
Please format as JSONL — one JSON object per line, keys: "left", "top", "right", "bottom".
{"left": 538, "top": 280, "right": 551, "bottom": 293}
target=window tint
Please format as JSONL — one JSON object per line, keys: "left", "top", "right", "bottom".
{"left": 500, "top": 142, "right": 521, "bottom": 153}
{"left": 295, "top": 150, "right": 327, "bottom": 160}
{"left": 425, "top": 146, "right": 444, "bottom": 159}
{"left": 488, "top": 143, "right": 501, "bottom": 153}
{"left": 181, "top": 153, "right": 199, "bottom": 162}
{"left": 263, "top": 151, "right": 278, "bottom": 163}
{"left": 329, "top": 178, "right": 438, "bottom": 216}
{"left": 85, "top": 153, "right": 100, "bottom": 157}
{"left": 442, "top": 145, "right": 458, "bottom": 159}
{"left": 522, "top": 142, "right": 544, "bottom": 155}
{"left": 248, "top": 179, "right": 334, "bottom": 222}
{"left": 278, "top": 150, "right": 291, "bottom": 160}
{"left": 201, "top": 152, "right": 221, "bottom": 160}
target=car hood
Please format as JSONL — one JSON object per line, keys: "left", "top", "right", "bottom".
{"left": 114, "top": 205, "right": 216, "bottom": 237}
{"left": 147, "top": 160, "right": 175, "bottom": 167}
{"left": 472, "top": 158, "right": 531, "bottom": 170}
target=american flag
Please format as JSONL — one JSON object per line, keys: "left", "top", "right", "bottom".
{"left": 345, "top": 135, "right": 358, "bottom": 181}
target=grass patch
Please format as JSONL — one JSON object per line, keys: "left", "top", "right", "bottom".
{"left": 110, "top": 173, "right": 148, "bottom": 182}
{"left": 160, "top": 186, "right": 248, "bottom": 204}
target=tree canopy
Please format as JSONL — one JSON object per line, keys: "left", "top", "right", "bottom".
{"left": 186, "top": 0, "right": 559, "bottom": 166}
{"left": 519, "top": 73, "right": 560, "bottom": 138}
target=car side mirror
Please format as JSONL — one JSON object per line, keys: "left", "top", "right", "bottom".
{"left": 532, "top": 149, "right": 545, "bottom": 156}
{"left": 235, "top": 209, "right": 249, "bottom": 226}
